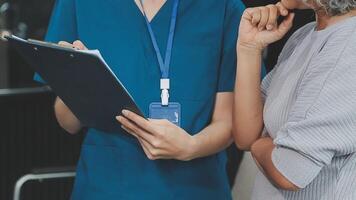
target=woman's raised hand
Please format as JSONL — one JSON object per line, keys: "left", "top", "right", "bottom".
{"left": 238, "top": 3, "right": 295, "bottom": 51}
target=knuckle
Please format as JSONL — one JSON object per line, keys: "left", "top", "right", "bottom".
{"left": 268, "top": 4, "right": 277, "bottom": 9}
{"left": 143, "top": 120, "right": 151, "bottom": 128}
{"left": 150, "top": 149, "right": 159, "bottom": 157}
{"left": 245, "top": 8, "right": 253, "bottom": 13}
{"left": 73, "top": 40, "right": 82, "bottom": 44}
{"left": 58, "top": 41, "right": 69, "bottom": 46}
{"left": 155, "top": 130, "right": 164, "bottom": 137}
{"left": 152, "top": 140, "right": 161, "bottom": 148}
{"left": 260, "top": 7, "right": 268, "bottom": 12}
{"left": 126, "top": 112, "right": 132, "bottom": 118}
{"left": 252, "top": 8, "right": 260, "bottom": 13}
{"left": 251, "top": 7, "right": 260, "bottom": 14}
{"left": 147, "top": 154, "right": 154, "bottom": 160}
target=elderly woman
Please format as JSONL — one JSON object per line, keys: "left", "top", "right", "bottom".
{"left": 233, "top": 0, "right": 356, "bottom": 199}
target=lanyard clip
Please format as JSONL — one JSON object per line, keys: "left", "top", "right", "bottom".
{"left": 161, "top": 89, "right": 169, "bottom": 106}
{"left": 160, "top": 79, "right": 170, "bottom": 106}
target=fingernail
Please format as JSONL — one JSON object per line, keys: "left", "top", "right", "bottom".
{"left": 267, "top": 25, "right": 273, "bottom": 30}
{"left": 116, "top": 116, "right": 122, "bottom": 121}
{"left": 122, "top": 110, "right": 128, "bottom": 115}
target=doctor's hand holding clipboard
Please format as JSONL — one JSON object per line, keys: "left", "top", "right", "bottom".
{"left": 52, "top": 39, "right": 199, "bottom": 161}
{"left": 31, "top": 0, "right": 242, "bottom": 199}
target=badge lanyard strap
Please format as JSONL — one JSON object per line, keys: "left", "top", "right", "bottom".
{"left": 139, "top": 0, "right": 179, "bottom": 106}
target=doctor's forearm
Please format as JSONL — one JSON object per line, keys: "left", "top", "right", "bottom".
{"left": 189, "top": 120, "right": 233, "bottom": 160}
{"left": 54, "top": 97, "right": 82, "bottom": 134}
{"left": 187, "top": 93, "right": 233, "bottom": 160}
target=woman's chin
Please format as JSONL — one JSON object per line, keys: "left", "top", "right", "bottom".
{"left": 281, "top": 0, "right": 313, "bottom": 10}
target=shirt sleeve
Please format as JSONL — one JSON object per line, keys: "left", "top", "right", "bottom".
{"left": 271, "top": 45, "right": 356, "bottom": 189}
{"left": 216, "top": 0, "right": 245, "bottom": 92}
{"left": 34, "top": 0, "right": 78, "bottom": 83}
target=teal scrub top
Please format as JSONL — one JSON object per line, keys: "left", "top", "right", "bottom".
{"left": 35, "top": 0, "right": 250, "bottom": 199}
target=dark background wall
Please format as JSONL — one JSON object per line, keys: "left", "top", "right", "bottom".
{"left": 0, "top": 89, "right": 84, "bottom": 200}
{"left": 1, "top": 0, "right": 55, "bottom": 88}
{"left": 1, "top": 1, "right": 84, "bottom": 200}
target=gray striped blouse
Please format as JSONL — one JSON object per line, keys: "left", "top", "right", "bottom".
{"left": 251, "top": 16, "right": 356, "bottom": 200}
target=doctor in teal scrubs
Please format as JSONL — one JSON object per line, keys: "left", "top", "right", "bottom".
{"left": 36, "top": 0, "right": 246, "bottom": 199}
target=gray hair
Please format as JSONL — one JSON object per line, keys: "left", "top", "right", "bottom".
{"left": 313, "top": 0, "right": 356, "bottom": 15}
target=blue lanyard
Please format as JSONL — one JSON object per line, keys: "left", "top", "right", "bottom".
{"left": 139, "top": 0, "right": 179, "bottom": 79}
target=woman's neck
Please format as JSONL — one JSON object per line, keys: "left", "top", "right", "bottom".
{"left": 136, "top": 0, "right": 166, "bottom": 22}
{"left": 315, "top": 10, "right": 356, "bottom": 30}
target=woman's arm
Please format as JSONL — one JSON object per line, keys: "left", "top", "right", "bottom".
{"left": 251, "top": 137, "right": 299, "bottom": 191}
{"left": 54, "top": 40, "right": 87, "bottom": 134}
{"left": 117, "top": 92, "right": 233, "bottom": 161}
{"left": 233, "top": 4, "right": 293, "bottom": 150}
{"left": 233, "top": 46, "right": 264, "bottom": 150}
{"left": 54, "top": 97, "right": 82, "bottom": 134}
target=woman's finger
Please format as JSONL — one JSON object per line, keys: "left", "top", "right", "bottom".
{"left": 266, "top": 5, "right": 278, "bottom": 31}
{"left": 258, "top": 7, "right": 269, "bottom": 31}
{"left": 276, "top": 2, "right": 289, "bottom": 16}
{"left": 251, "top": 8, "right": 261, "bottom": 26}
{"left": 277, "top": 13, "right": 295, "bottom": 36}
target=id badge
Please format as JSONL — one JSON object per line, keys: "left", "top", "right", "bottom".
{"left": 149, "top": 102, "right": 181, "bottom": 127}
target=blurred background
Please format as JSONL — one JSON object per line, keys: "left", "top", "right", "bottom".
{"left": 0, "top": 0, "right": 314, "bottom": 199}
{"left": 0, "top": 1, "right": 84, "bottom": 200}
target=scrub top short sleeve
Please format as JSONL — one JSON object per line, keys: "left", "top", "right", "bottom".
{"left": 217, "top": 0, "right": 245, "bottom": 92}
{"left": 217, "top": 1, "right": 266, "bottom": 92}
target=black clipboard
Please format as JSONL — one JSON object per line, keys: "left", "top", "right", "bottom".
{"left": 6, "top": 35, "right": 144, "bottom": 133}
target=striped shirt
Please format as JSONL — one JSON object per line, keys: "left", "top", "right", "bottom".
{"left": 252, "top": 16, "right": 356, "bottom": 200}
